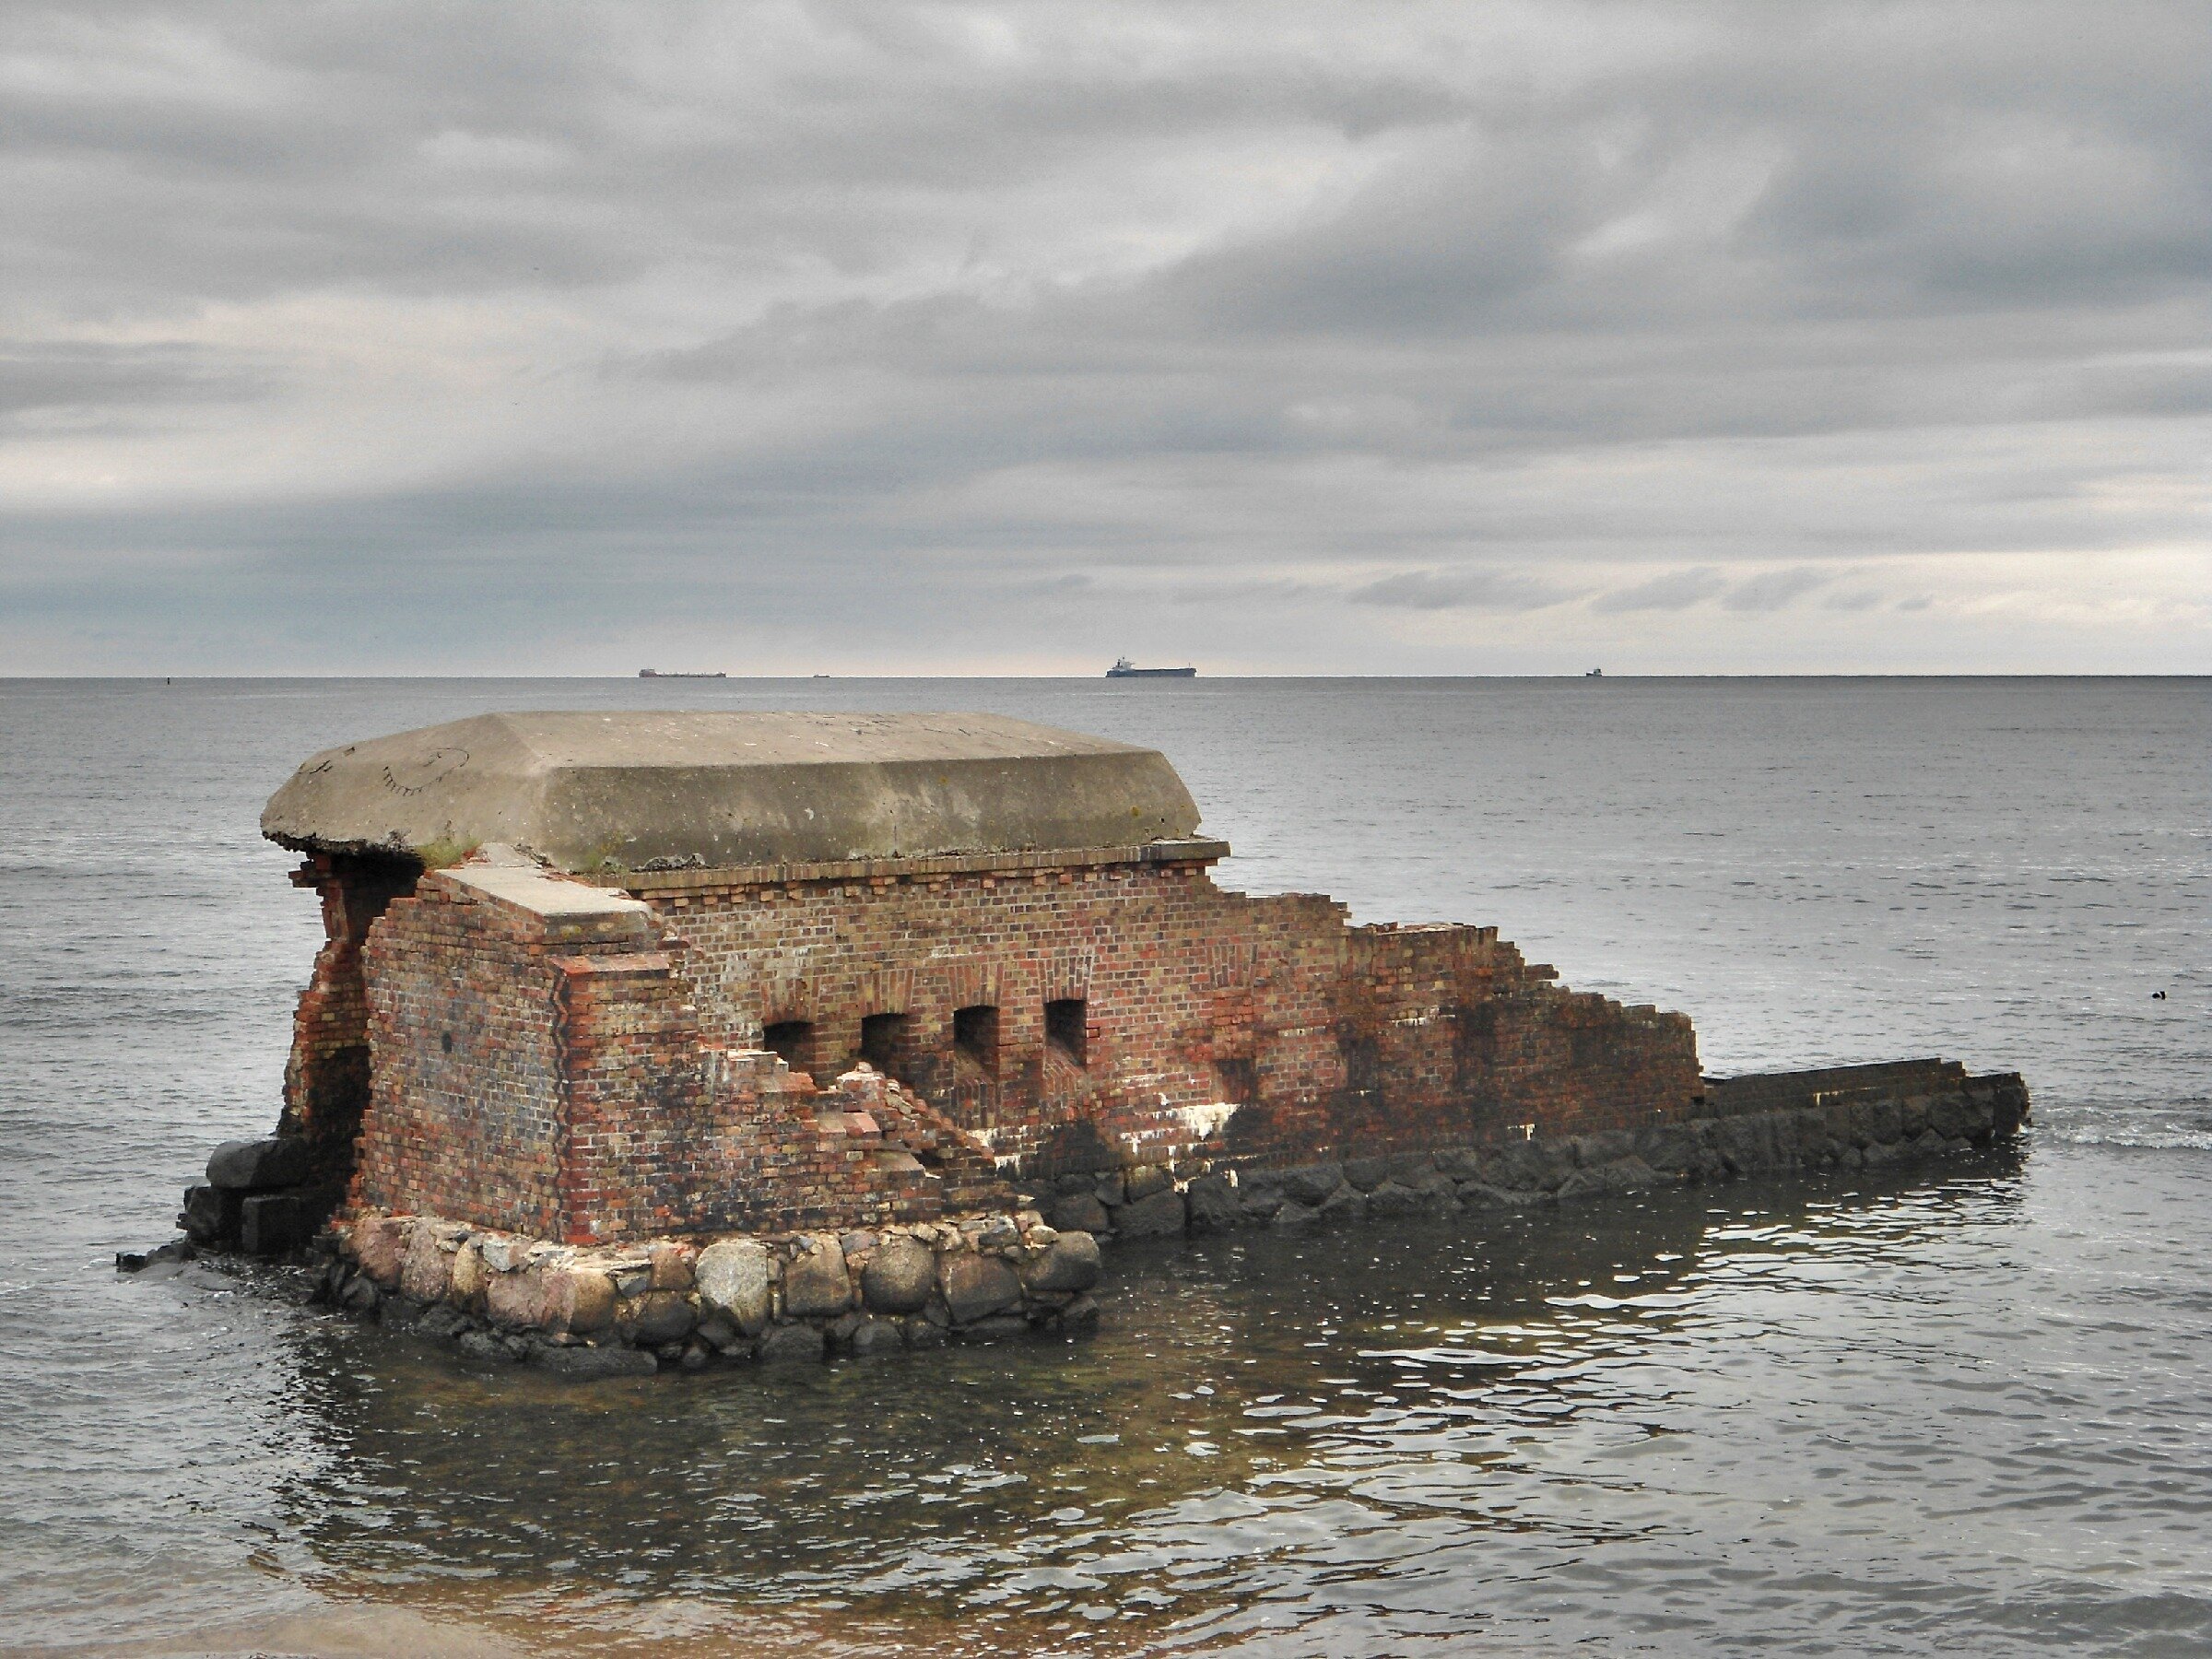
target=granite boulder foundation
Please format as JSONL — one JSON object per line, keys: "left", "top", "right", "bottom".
{"left": 182, "top": 711, "right": 2029, "bottom": 1371}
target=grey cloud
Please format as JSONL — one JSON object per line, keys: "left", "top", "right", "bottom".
{"left": 1723, "top": 568, "right": 1830, "bottom": 612}
{"left": 0, "top": 1, "right": 2206, "bottom": 672}
{"left": 1590, "top": 569, "right": 1730, "bottom": 613}
{"left": 1348, "top": 568, "right": 1577, "bottom": 611}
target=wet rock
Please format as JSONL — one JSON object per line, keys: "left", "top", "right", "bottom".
{"left": 826, "top": 1311, "right": 865, "bottom": 1348}
{"left": 416, "top": 1303, "right": 470, "bottom": 1341}
{"left": 759, "top": 1323, "right": 825, "bottom": 1363}
{"left": 1343, "top": 1156, "right": 1392, "bottom": 1193}
{"left": 861, "top": 1235, "right": 936, "bottom": 1313}
{"left": 940, "top": 1253, "right": 1022, "bottom": 1324}
{"left": 240, "top": 1193, "right": 310, "bottom": 1255}
{"left": 695, "top": 1310, "right": 742, "bottom": 1351}
{"left": 960, "top": 1314, "right": 1030, "bottom": 1343}
{"left": 355, "top": 1219, "right": 408, "bottom": 1287}
{"left": 181, "top": 1184, "right": 240, "bottom": 1245}
{"left": 678, "top": 1341, "right": 712, "bottom": 1372}
{"left": 850, "top": 1316, "right": 905, "bottom": 1356}
{"left": 1573, "top": 1129, "right": 1638, "bottom": 1168}
{"left": 1124, "top": 1164, "right": 1172, "bottom": 1202}
{"left": 549, "top": 1269, "right": 617, "bottom": 1335}
{"left": 339, "top": 1273, "right": 382, "bottom": 1313}
{"left": 904, "top": 1316, "right": 948, "bottom": 1349}
{"left": 1362, "top": 1182, "right": 1425, "bottom": 1217}
{"left": 1557, "top": 1157, "right": 1660, "bottom": 1202}
{"left": 1284, "top": 1162, "right": 1345, "bottom": 1206}
{"left": 1092, "top": 1172, "right": 1126, "bottom": 1207}
{"left": 628, "top": 1290, "right": 697, "bottom": 1345}
{"left": 1910, "top": 1128, "right": 1947, "bottom": 1156}
{"left": 1386, "top": 1152, "right": 1437, "bottom": 1182}
{"left": 1271, "top": 1198, "right": 1320, "bottom": 1230}
{"left": 1183, "top": 1174, "right": 1241, "bottom": 1233}
{"left": 1022, "top": 1231, "right": 1101, "bottom": 1294}
{"left": 534, "top": 1343, "right": 657, "bottom": 1379}
{"left": 1239, "top": 1185, "right": 1286, "bottom": 1221}
{"left": 1055, "top": 1172, "right": 1095, "bottom": 1194}
{"left": 1492, "top": 1141, "right": 1571, "bottom": 1191}
{"left": 456, "top": 1328, "right": 515, "bottom": 1365}
{"left": 782, "top": 1238, "right": 852, "bottom": 1318}
{"left": 1048, "top": 1193, "right": 1112, "bottom": 1233}
{"left": 1435, "top": 1147, "right": 1489, "bottom": 1182}
{"left": 1317, "top": 1185, "right": 1367, "bottom": 1226}
{"left": 695, "top": 1239, "right": 772, "bottom": 1334}
{"left": 1059, "top": 1294, "right": 1100, "bottom": 1332}
{"left": 1115, "top": 1189, "right": 1187, "bottom": 1239}
{"left": 206, "top": 1136, "right": 312, "bottom": 1193}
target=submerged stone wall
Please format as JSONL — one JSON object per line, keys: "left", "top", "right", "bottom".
{"left": 1018, "top": 1059, "right": 2031, "bottom": 1242}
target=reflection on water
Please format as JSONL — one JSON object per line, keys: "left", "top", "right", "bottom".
{"left": 114, "top": 1150, "right": 2190, "bottom": 1659}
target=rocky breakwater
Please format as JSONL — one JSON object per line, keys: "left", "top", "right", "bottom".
{"left": 318, "top": 1210, "right": 1102, "bottom": 1378}
{"left": 1021, "top": 1059, "right": 2031, "bottom": 1241}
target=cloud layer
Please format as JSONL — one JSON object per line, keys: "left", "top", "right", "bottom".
{"left": 3, "top": 0, "right": 2206, "bottom": 672}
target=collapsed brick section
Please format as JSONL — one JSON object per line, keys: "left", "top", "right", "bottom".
{"left": 318, "top": 840, "right": 1701, "bottom": 1243}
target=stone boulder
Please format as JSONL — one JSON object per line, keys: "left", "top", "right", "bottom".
{"left": 1183, "top": 1174, "right": 1241, "bottom": 1232}
{"left": 695, "top": 1240, "right": 773, "bottom": 1334}
{"left": 1116, "top": 1189, "right": 1187, "bottom": 1239}
{"left": 1022, "top": 1230, "right": 1101, "bottom": 1294}
{"left": 760, "top": 1323, "right": 826, "bottom": 1363}
{"left": 400, "top": 1229, "right": 453, "bottom": 1301}
{"left": 627, "top": 1290, "right": 697, "bottom": 1346}
{"left": 1048, "top": 1193, "right": 1112, "bottom": 1233}
{"left": 1125, "top": 1164, "right": 1173, "bottom": 1202}
{"left": 861, "top": 1236, "right": 937, "bottom": 1313}
{"left": 940, "top": 1253, "right": 1022, "bottom": 1324}
{"left": 206, "top": 1136, "right": 312, "bottom": 1193}
{"left": 239, "top": 1193, "right": 310, "bottom": 1255}
{"left": 1283, "top": 1162, "right": 1345, "bottom": 1206}
{"left": 548, "top": 1269, "right": 616, "bottom": 1335}
{"left": 782, "top": 1238, "right": 853, "bottom": 1317}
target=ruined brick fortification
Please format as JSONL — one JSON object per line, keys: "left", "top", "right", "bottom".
{"left": 181, "top": 710, "right": 2026, "bottom": 1363}
{"left": 278, "top": 835, "right": 1698, "bottom": 1249}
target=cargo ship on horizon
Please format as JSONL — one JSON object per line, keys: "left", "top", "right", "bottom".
{"left": 1106, "top": 656, "right": 1196, "bottom": 678}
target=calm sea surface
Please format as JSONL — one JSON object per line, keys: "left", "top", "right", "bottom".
{"left": 0, "top": 677, "right": 2206, "bottom": 1658}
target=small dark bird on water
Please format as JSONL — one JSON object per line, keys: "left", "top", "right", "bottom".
{"left": 2152, "top": 991, "right": 2167, "bottom": 1000}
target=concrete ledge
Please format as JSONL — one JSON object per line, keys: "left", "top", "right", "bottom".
{"left": 607, "top": 837, "right": 1232, "bottom": 895}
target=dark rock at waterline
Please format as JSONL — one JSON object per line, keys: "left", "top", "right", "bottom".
{"left": 457, "top": 1328, "right": 516, "bottom": 1365}
{"left": 1343, "top": 1156, "right": 1393, "bottom": 1193}
{"left": 1558, "top": 1157, "right": 1661, "bottom": 1202}
{"left": 627, "top": 1289, "right": 696, "bottom": 1345}
{"left": 1115, "top": 1188, "right": 1187, "bottom": 1239}
{"left": 206, "top": 1136, "right": 312, "bottom": 1193}
{"left": 1283, "top": 1162, "right": 1345, "bottom": 1206}
{"left": 240, "top": 1192, "right": 312, "bottom": 1254}
{"left": 1021, "top": 1230, "right": 1102, "bottom": 1293}
{"left": 533, "top": 1342, "right": 657, "bottom": 1379}
{"left": 959, "top": 1314, "right": 1030, "bottom": 1343}
{"left": 851, "top": 1316, "right": 905, "bottom": 1356}
{"left": 940, "top": 1254, "right": 1022, "bottom": 1324}
{"left": 1271, "top": 1198, "right": 1320, "bottom": 1230}
{"left": 1183, "top": 1174, "right": 1241, "bottom": 1232}
{"left": 1317, "top": 1185, "right": 1367, "bottom": 1226}
{"left": 180, "top": 1184, "right": 241, "bottom": 1244}
{"left": 759, "top": 1323, "right": 826, "bottom": 1363}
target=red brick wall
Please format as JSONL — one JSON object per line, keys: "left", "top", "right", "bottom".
{"left": 319, "top": 848, "right": 1701, "bottom": 1242}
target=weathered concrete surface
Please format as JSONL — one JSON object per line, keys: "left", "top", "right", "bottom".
{"left": 262, "top": 711, "right": 1202, "bottom": 872}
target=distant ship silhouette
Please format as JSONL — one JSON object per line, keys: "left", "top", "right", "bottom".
{"left": 1106, "top": 656, "right": 1196, "bottom": 678}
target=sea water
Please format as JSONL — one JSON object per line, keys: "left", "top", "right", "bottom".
{"left": 0, "top": 676, "right": 2206, "bottom": 1656}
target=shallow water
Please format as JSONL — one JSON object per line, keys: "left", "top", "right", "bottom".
{"left": 0, "top": 677, "right": 2206, "bottom": 1656}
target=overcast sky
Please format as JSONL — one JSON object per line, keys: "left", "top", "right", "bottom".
{"left": 4, "top": 1, "right": 2206, "bottom": 674}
